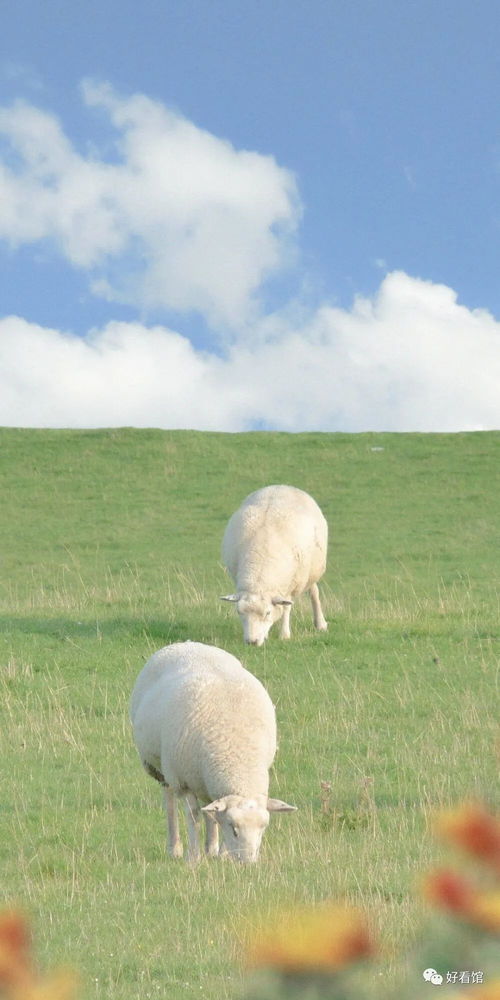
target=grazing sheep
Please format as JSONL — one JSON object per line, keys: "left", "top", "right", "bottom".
{"left": 130, "top": 641, "right": 296, "bottom": 862}
{"left": 221, "top": 484, "right": 328, "bottom": 646}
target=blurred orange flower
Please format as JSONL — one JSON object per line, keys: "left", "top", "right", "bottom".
{"left": 423, "top": 870, "right": 500, "bottom": 933}
{"left": 246, "top": 903, "right": 374, "bottom": 974}
{"left": 436, "top": 804, "right": 500, "bottom": 872}
{"left": 470, "top": 891, "right": 500, "bottom": 934}
{"left": 0, "top": 910, "right": 78, "bottom": 999}
{"left": 422, "top": 869, "right": 477, "bottom": 915}
{"left": 0, "top": 911, "right": 32, "bottom": 991}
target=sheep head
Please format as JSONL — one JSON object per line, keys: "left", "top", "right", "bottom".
{"left": 220, "top": 592, "right": 292, "bottom": 646}
{"left": 202, "top": 794, "right": 296, "bottom": 862}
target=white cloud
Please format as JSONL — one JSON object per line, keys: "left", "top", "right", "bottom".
{"left": 0, "top": 82, "right": 299, "bottom": 329}
{"left": 0, "top": 272, "right": 498, "bottom": 431}
{"left": 0, "top": 84, "right": 498, "bottom": 433}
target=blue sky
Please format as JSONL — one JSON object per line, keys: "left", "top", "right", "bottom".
{"left": 1, "top": 0, "right": 499, "bottom": 430}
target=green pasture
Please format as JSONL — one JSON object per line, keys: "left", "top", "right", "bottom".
{"left": 0, "top": 428, "right": 498, "bottom": 998}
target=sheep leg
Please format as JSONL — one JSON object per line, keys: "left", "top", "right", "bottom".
{"left": 279, "top": 602, "right": 292, "bottom": 639}
{"left": 204, "top": 812, "right": 220, "bottom": 857}
{"left": 164, "top": 786, "right": 183, "bottom": 858}
{"left": 184, "top": 792, "right": 202, "bottom": 862}
{"left": 310, "top": 582, "right": 327, "bottom": 631}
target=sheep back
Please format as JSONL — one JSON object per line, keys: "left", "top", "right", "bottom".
{"left": 222, "top": 484, "right": 327, "bottom": 597}
{"left": 130, "top": 641, "right": 277, "bottom": 803}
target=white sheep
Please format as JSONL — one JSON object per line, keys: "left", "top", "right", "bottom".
{"left": 130, "top": 641, "right": 296, "bottom": 862}
{"left": 221, "top": 484, "right": 328, "bottom": 646}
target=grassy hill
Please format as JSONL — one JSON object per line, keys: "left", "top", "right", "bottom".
{"left": 0, "top": 428, "right": 498, "bottom": 999}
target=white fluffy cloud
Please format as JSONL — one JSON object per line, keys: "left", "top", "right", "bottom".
{"left": 0, "top": 84, "right": 498, "bottom": 432}
{"left": 1, "top": 272, "right": 498, "bottom": 431}
{"left": 0, "top": 82, "right": 299, "bottom": 328}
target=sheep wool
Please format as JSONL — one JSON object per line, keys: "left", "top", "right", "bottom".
{"left": 221, "top": 484, "right": 328, "bottom": 645}
{"left": 130, "top": 641, "right": 296, "bottom": 862}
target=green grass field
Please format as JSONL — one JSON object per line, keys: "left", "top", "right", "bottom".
{"left": 0, "top": 428, "right": 498, "bottom": 999}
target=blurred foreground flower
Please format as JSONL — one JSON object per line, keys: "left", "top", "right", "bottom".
{"left": 0, "top": 910, "right": 78, "bottom": 1000}
{"left": 246, "top": 902, "right": 374, "bottom": 974}
{"left": 423, "top": 869, "right": 500, "bottom": 933}
{"left": 436, "top": 803, "right": 500, "bottom": 873}
{"left": 241, "top": 802, "right": 500, "bottom": 998}
{"left": 0, "top": 912, "right": 31, "bottom": 992}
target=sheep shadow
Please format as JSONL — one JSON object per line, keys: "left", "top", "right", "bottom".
{"left": 0, "top": 614, "right": 190, "bottom": 646}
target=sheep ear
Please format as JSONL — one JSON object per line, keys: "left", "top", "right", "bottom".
{"left": 220, "top": 594, "right": 239, "bottom": 602}
{"left": 272, "top": 597, "right": 293, "bottom": 606}
{"left": 202, "top": 798, "right": 228, "bottom": 814}
{"left": 267, "top": 798, "right": 297, "bottom": 812}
